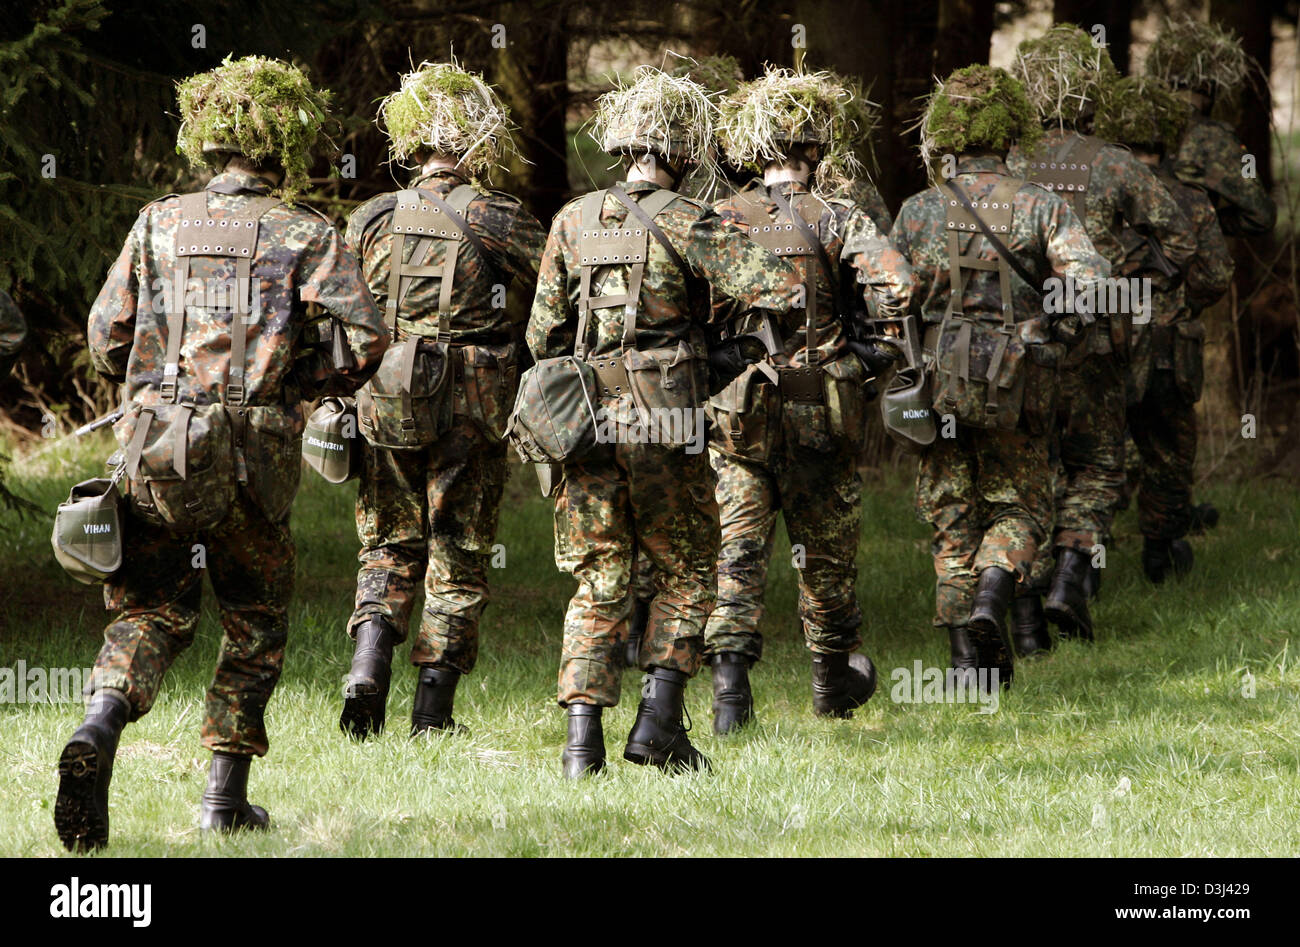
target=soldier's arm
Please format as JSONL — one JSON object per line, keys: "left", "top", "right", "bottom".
{"left": 87, "top": 214, "right": 145, "bottom": 383}
{"left": 296, "top": 220, "right": 388, "bottom": 396}
{"left": 526, "top": 217, "right": 578, "bottom": 360}
{"left": 481, "top": 195, "right": 548, "bottom": 289}
{"left": 888, "top": 199, "right": 931, "bottom": 313}
{"left": 1118, "top": 150, "right": 1196, "bottom": 270}
{"left": 856, "top": 180, "right": 894, "bottom": 233}
{"left": 681, "top": 207, "right": 800, "bottom": 319}
{"left": 840, "top": 206, "right": 914, "bottom": 318}
{"left": 1185, "top": 122, "right": 1276, "bottom": 236}
{"left": 1187, "top": 196, "right": 1235, "bottom": 311}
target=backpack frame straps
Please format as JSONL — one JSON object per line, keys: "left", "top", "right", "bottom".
{"left": 170, "top": 191, "right": 280, "bottom": 406}
{"left": 1024, "top": 133, "right": 1103, "bottom": 220}
{"left": 608, "top": 183, "right": 697, "bottom": 332}
{"left": 768, "top": 187, "right": 831, "bottom": 366}
{"left": 576, "top": 188, "right": 651, "bottom": 355}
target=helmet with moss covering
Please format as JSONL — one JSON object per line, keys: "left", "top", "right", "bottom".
{"left": 1145, "top": 17, "right": 1251, "bottom": 100}
{"left": 377, "top": 60, "right": 515, "bottom": 179}
{"left": 175, "top": 55, "right": 334, "bottom": 201}
{"left": 1095, "top": 76, "right": 1189, "bottom": 155}
{"left": 716, "top": 66, "right": 877, "bottom": 194}
{"left": 1013, "top": 24, "right": 1119, "bottom": 126}
{"left": 592, "top": 65, "right": 719, "bottom": 177}
{"left": 918, "top": 65, "right": 1041, "bottom": 171}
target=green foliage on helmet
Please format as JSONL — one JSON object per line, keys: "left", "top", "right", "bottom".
{"left": 1145, "top": 16, "right": 1251, "bottom": 99}
{"left": 1095, "top": 76, "right": 1189, "bottom": 154}
{"left": 919, "top": 65, "right": 1041, "bottom": 170}
{"left": 175, "top": 55, "right": 334, "bottom": 202}
{"left": 1013, "top": 24, "right": 1119, "bottom": 125}
{"left": 716, "top": 66, "right": 878, "bottom": 195}
{"left": 377, "top": 60, "right": 515, "bottom": 179}
{"left": 591, "top": 65, "right": 719, "bottom": 176}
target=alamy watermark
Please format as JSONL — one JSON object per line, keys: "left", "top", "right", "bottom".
{"left": 593, "top": 405, "right": 707, "bottom": 455}
{"left": 1043, "top": 275, "right": 1152, "bottom": 323}
{"left": 0, "top": 661, "right": 94, "bottom": 704}
{"left": 889, "top": 661, "right": 1000, "bottom": 713}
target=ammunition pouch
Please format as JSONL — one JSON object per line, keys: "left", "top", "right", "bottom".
{"left": 459, "top": 342, "right": 520, "bottom": 441}
{"left": 928, "top": 318, "right": 1029, "bottom": 433}
{"left": 505, "top": 355, "right": 600, "bottom": 464}
{"left": 356, "top": 337, "right": 453, "bottom": 450}
{"left": 821, "top": 355, "right": 869, "bottom": 450}
{"left": 51, "top": 475, "right": 126, "bottom": 584}
{"left": 113, "top": 402, "right": 236, "bottom": 533}
{"left": 707, "top": 363, "right": 781, "bottom": 463}
{"left": 1173, "top": 318, "right": 1205, "bottom": 403}
{"left": 303, "top": 396, "right": 360, "bottom": 484}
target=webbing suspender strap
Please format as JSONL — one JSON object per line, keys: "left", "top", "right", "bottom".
{"left": 769, "top": 187, "right": 833, "bottom": 367}
{"left": 940, "top": 178, "right": 1022, "bottom": 416}
{"left": 386, "top": 184, "right": 482, "bottom": 342}
{"left": 574, "top": 186, "right": 681, "bottom": 358}
{"left": 168, "top": 191, "right": 280, "bottom": 406}
{"left": 1024, "top": 134, "right": 1103, "bottom": 220}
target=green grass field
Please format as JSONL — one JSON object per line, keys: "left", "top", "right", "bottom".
{"left": 1, "top": 433, "right": 1297, "bottom": 857}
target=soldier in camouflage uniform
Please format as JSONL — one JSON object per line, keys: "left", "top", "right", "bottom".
{"left": 528, "top": 67, "right": 802, "bottom": 776}
{"left": 892, "top": 65, "right": 1109, "bottom": 687}
{"left": 1146, "top": 17, "right": 1276, "bottom": 239}
{"left": 54, "top": 57, "right": 387, "bottom": 851}
{"left": 1007, "top": 26, "right": 1194, "bottom": 654}
{"left": 1097, "top": 77, "right": 1234, "bottom": 583}
{"left": 0, "top": 289, "right": 26, "bottom": 376}
{"left": 338, "top": 63, "right": 547, "bottom": 740}
{"left": 701, "top": 67, "right": 913, "bottom": 733}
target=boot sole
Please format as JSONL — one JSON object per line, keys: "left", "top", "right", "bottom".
{"left": 623, "top": 743, "right": 710, "bottom": 773}
{"left": 1044, "top": 601, "right": 1093, "bottom": 641}
{"left": 55, "top": 741, "right": 108, "bottom": 852}
{"left": 339, "top": 691, "right": 387, "bottom": 739}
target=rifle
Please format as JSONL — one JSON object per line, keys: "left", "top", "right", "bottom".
{"left": 74, "top": 410, "right": 124, "bottom": 438}
{"left": 708, "top": 309, "right": 782, "bottom": 393}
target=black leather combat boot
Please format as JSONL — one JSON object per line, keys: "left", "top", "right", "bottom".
{"left": 1044, "top": 548, "right": 1094, "bottom": 641}
{"left": 1170, "top": 539, "right": 1194, "bottom": 577}
{"left": 199, "top": 751, "right": 269, "bottom": 833}
{"left": 968, "top": 567, "right": 1017, "bottom": 637}
{"left": 55, "top": 688, "right": 130, "bottom": 852}
{"left": 710, "top": 652, "right": 754, "bottom": 735}
{"left": 410, "top": 666, "right": 466, "bottom": 736}
{"left": 810, "top": 651, "right": 877, "bottom": 718}
{"left": 1142, "top": 537, "right": 1173, "bottom": 584}
{"left": 561, "top": 704, "right": 605, "bottom": 779}
{"left": 339, "top": 616, "right": 396, "bottom": 739}
{"left": 624, "top": 668, "right": 710, "bottom": 772}
{"left": 624, "top": 596, "right": 651, "bottom": 668}
{"left": 971, "top": 623, "right": 1015, "bottom": 691}
{"left": 1188, "top": 502, "right": 1219, "bottom": 534}
{"left": 948, "top": 626, "right": 979, "bottom": 691}
{"left": 1010, "top": 594, "right": 1054, "bottom": 658}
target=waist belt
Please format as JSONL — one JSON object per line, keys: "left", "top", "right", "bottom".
{"left": 590, "top": 354, "right": 630, "bottom": 399}
{"left": 779, "top": 365, "right": 824, "bottom": 403}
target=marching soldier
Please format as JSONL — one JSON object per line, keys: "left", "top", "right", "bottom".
{"left": 1097, "top": 77, "right": 1234, "bottom": 582}
{"left": 702, "top": 67, "right": 913, "bottom": 732}
{"left": 55, "top": 56, "right": 387, "bottom": 850}
{"left": 1145, "top": 17, "right": 1276, "bottom": 239}
{"left": 337, "top": 62, "right": 547, "bottom": 740}
{"left": 891, "top": 64, "right": 1108, "bottom": 688}
{"left": 1008, "top": 25, "right": 1194, "bottom": 654}
{"left": 527, "top": 66, "right": 803, "bottom": 776}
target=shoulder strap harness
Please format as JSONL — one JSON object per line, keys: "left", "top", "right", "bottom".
{"left": 165, "top": 190, "right": 281, "bottom": 407}
{"left": 1023, "top": 133, "right": 1104, "bottom": 220}
{"left": 937, "top": 175, "right": 1022, "bottom": 420}
{"left": 384, "top": 183, "right": 482, "bottom": 342}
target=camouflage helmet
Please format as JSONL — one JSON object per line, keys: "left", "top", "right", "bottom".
{"left": 1095, "top": 76, "right": 1189, "bottom": 154}
{"left": 592, "top": 65, "right": 718, "bottom": 173}
{"left": 668, "top": 53, "right": 744, "bottom": 96}
{"left": 717, "top": 66, "right": 878, "bottom": 194}
{"left": 377, "top": 60, "right": 516, "bottom": 178}
{"left": 175, "top": 55, "right": 334, "bottom": 201}
{"left": 918, "top": 65, "right": 1041, "bottom": 171}
{"left": 1013, "top": 24, "right": 1120, "bottom": 125}
{"left": 1145, "top": 17, "right": 1252, "bottom": 100}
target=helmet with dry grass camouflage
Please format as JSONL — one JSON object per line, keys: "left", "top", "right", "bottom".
{"left": 1013, "top": 24, "right": 1119, "bottom": 126}
{"left": 377, "top": 60, "right": 515, "bottom": 179}
{"left": 1095, "top": 76, "right": 1189, "bottom": 154}
{"left": 592, "top": 65, "right": 718, "bottom": 176}
{"left": 1145, "top": 17, "right": 1252, "bottom": 100}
